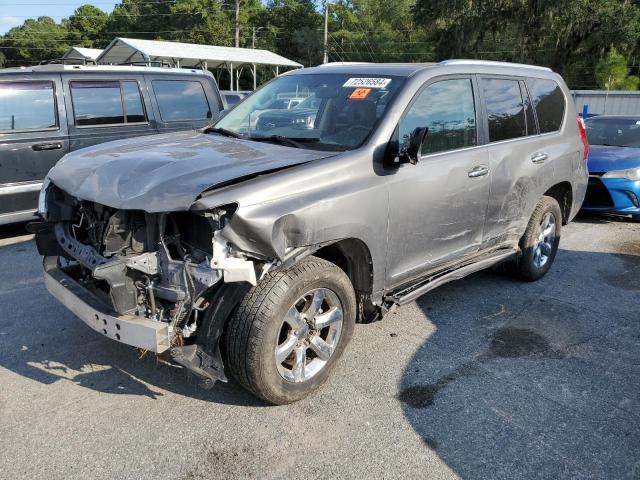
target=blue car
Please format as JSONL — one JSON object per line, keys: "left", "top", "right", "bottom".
{"left": 583, "top": 115, "right": 640, "bottom": 220}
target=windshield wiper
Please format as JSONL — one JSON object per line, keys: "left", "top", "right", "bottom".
{"left": 247, "top": 135, "right": 320, "bottom": 149}
{"left": 204, "top": 126, "right": 245, "bottom": 139}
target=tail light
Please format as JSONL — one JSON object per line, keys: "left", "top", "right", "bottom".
{"left": 577, "top": 116, "right": 589, "bottom": 161}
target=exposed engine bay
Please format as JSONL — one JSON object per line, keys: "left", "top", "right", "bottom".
{"left": 35, "top": 185, "right": 267, "bottom": 384}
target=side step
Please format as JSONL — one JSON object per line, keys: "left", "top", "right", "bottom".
{"left": 388, "top": 249, "right": 517, "bottom": 306}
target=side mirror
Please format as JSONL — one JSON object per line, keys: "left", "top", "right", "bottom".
{"left": 403, "top": 127, "right": 428, "bottom": 165}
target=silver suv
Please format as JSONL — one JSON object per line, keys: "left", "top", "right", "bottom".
{"left": 33, "top": 60, "right": 588, "bottom": 404}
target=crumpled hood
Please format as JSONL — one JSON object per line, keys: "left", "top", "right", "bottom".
{"left": 48, "top": 131, "right": 333, "bottom": 212}
{"left": 587, "top": 145, "right": 640, "bottom": 173}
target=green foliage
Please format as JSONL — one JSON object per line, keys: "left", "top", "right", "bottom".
{"left": 66, "top": 5, "right": 109, "bottom": 48}
{"left": 413, "top": 0, "right": 640, "bottom": 88}
{"left": 595, "top": 48, "right": 639, "bottom": 90}
{"left": 2, "top": 17, "right": 69, "bottom": 65}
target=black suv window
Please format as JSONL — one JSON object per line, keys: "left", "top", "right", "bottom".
{"left": 482, "top": 78, "right": 526, "bottom": 142}
{"left": 0, "top": 81, "right": 57, "bottom": 132}
{"left": 527, "top": 78, "right": 565, "bottom": 133}
{"left": 400, "top": 78, "right": 477, "bottom": 155}
{"left": 71, "top": 80, "right": 146, "bottom": 127}
{"left": 152, "top": 80, "right": 211, "bottom": 122}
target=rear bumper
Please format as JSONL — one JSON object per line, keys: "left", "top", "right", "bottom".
{"left": 43, "top": 256, "right": 171, "bottom": 353}
{"left": 582, "top": 176, "right": 640, "bottom": 215}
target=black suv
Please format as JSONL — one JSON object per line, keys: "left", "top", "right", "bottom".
{"left": 0, "top": 64, "right": 223, "bottom": 225}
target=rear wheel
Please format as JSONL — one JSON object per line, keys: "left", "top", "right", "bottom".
{"left": 513, "top": 196, "right": 562, "bottom": 282}
{"left": 224, "top": 256, "right": 356, "bottom": 405}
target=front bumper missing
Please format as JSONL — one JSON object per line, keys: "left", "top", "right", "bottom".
{"left": 43, "top": 256, "right": 171, "bottom": 353}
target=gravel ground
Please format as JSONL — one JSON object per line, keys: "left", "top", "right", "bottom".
{"left": 0, "top": 213, "right": 638, "bottom": 480}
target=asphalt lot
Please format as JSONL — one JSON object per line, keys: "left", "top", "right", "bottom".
{"left": 0, "top": 214, "right": 638, "bottom": 480}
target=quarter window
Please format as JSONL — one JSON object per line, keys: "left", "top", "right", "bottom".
{"left": 152, "top": 80, "right": 211, "bottom": 122}
{"left": 482, "top": 78, "right": 526, "bottom": 142}
{"left": 400, "top": 78, "right": 477, "bottom": 156}
{"left": 71, "top": 80, "right": 146, "bottom": 127}
{"left": 0, "top": 81, "right": 57, "bottom": 132}
{"left": 528, "top": 78, "right": 565, "bottom": 133}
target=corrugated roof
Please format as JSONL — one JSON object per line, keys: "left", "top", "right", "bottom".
{"left": 97, "top": 37, "right": 302, "bottom": 69}
{"left": 63, "top": 47, "right": 104, "bottom": 60}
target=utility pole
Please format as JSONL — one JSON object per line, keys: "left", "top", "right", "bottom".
{"left": 323, "top": 1, "right": 329, "bottom": 64}
{"left": 252, "top": 26, "right": 256, "bottom": 49}
{"left": 235, "top": 0, "right": 240, "bottom": 48}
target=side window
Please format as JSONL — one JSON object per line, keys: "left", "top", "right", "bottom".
{"left": 400, "top": 78, "right": 476, "bottom": 156}
{"left": 527, "top": 78, "right": 565, "bottom": 133}
{"left": 482, "top": 78, "right": 526, "bottom": 142}
{"left": 71, "top": 80, "right": 146, "bottom": 127}
{"left": 152, "top": 80, "right": 211, "bottom": 122}
{"left": 0, "top": 81, "right": 57, "bottom": 132}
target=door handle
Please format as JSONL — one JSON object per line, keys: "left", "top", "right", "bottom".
{"left": 531, "top": 152, "right": 548, "bottom": 164}
{"left": 32, "top": 143, "right": 62, "bottom": 151}
{"left": 468, "top": 165, "right": 489, "bottom": 178}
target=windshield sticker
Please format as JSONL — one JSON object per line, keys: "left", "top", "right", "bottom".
{"left": 349, "top": 88, "right": 372, "bottom": 100}
{"left": 343, "top": 78, "right": 391, "bottom": 89}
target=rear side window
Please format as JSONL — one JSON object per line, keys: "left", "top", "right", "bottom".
{"left": 152, "top": 80, "right": 211, "bottom": 122}
{"left": 400, "top": 78, "right": 477, "bottom": 155}
{"left": 527, "top": 78, "right": 565, "bottom": 133}
{"left": 71, "top": 80, "right": 146, "bottom": 127}
{"left": 0, "top": 81, "right": 57, "bottom": 132}
{"left": 482, "top": 78, "right": 526, "bottom": 142}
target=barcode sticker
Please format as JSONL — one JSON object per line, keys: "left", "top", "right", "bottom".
{"left": 343, "top": 78, "right": 391, "bottom": 89}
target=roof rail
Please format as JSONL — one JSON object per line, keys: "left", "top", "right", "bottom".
{"left": 438, "top": 59, "right": 552, "bottom": 72}
{"left": 119, "top": 60, "right": 173, "bottom": 68}
{"left": 38, "top": 57, "right": 97, "bottom": 66}
{"left": 317, "top": 62, "right": 373, "bottom": 67}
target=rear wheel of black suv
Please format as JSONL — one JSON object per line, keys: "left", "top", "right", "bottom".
{"left": 513, "top": 196, "right": 562, "bottom": 282}
{"left": 224, "top": 256, "right": 356, "bottom": 405}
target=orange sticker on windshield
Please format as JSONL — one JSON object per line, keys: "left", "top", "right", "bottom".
{"left": 349, "top": 88, "right": 371, "bottom": 100}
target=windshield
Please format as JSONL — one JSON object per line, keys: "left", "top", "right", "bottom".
{"left": 585, "top": 117, "right": 640, "bottom": 148}
{"left": 214, "top": 73, "right": 405, "bottom": 151}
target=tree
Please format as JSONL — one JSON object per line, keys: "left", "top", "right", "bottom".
{"left": 66, "top": 5, "right": 109, "bottom": 48}
{"left": 1, "top": 17, "right": 69, "bottom": 66}
{"left": 329, "top": 0, "right": 432, "bottom": 63}
{"left": 412, "top": 0, "right": 640, "bottom": 88}
{"left": 263, "top": 0, "right": 323, "bottom": 67}
{"left": 596, "top": 48, "right": 640, "bottom": 91}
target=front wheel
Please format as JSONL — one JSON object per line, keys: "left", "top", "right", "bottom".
{"left": 514, "top": 196, "right": 562, "bottom": 282}
{"left": 224, "top": 256, "right": 356, "bottom": 405}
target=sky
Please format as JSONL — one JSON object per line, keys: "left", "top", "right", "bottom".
{"left": 0, "top": 1, "right": 118, "bottom": 34}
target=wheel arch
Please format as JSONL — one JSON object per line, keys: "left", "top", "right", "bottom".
{"left": 313, "top": 238, "right": 379, "bottom": 323}
{"left": 544, "top": 181, "right": 573, "bottom": 225}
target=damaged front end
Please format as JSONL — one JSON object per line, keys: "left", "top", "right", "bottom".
{"left": 34, "top": 184, "right": 266, "bottom": 387}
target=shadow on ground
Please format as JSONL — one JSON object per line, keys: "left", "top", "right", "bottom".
{"left": 397, "top": 247, "right": 640, "bottom": 479}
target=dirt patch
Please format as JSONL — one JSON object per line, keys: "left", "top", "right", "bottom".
{"left": 486, "top": 327, "right": 552, "bottom": 358}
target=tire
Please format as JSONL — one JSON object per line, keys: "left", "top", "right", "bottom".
{"left": 514, "top": 196, "right": 562, "bottom": 282}
{"left": 632, "top": 215, "right": 640, "bottom": 223}
{"left": 224, "top": 256, "right": 356, "bottom": 405}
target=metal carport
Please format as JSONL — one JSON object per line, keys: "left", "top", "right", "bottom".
{"left": 62, "top": 47, "right": 104, "bottom": 63}
{"left": 96, "top": 37, "right": 303, "bottom": 91}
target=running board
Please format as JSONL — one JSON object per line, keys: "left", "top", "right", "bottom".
{"left": 387, "top": 249, "right": 517, "bottom": 306}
